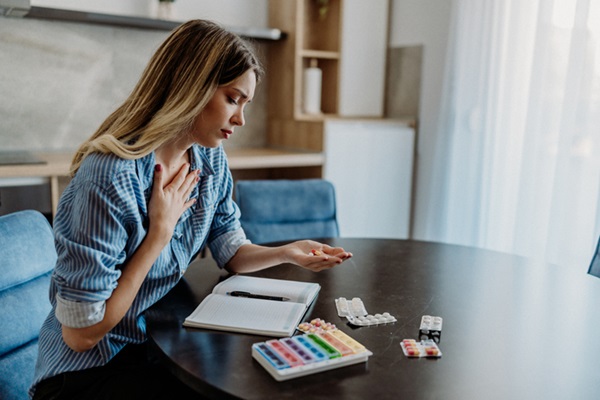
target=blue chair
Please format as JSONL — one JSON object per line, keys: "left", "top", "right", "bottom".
{"left": 235, "top": 179, "right": 339, "bottom": 244}
{"left": 588, "top": 235, "right": 600, "bottom": 278}
{"left": 0, "top": 210, "right": 56, "bottom": 400}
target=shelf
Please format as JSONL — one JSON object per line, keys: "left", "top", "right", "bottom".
{"left": 226, "top": 148, "right": 324, "bottom": 169}
{"left": 300, "top": 0, "right": 341, "bottom": 52}
{"left": 268, "top": 0, "right": 343, "bottom": 136}
{"left": 300, "top": 50, "right": 340, "bottom": 60}
{"left": 0, "top": 148, "right": 323, "bottom": 179}
{"left": 1, "top": 5, "right": 285, "bottom": 40}
{"left": 294, "top": 113, "right": 338, "bottom": 122}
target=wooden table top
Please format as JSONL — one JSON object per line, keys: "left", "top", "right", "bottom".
{"left": 146, "top": 238, "right": 600, "bottom": 400}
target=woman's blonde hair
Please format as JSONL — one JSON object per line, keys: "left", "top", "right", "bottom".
{"left": 70, "top": 19, "right": 264, "bottom": 176}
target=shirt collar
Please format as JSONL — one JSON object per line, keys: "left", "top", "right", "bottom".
{"left": 136, "top": 145, "right": 216, "bottom": 193}
{"left": 190, "top": 144, "right": 216, "bottom": 178}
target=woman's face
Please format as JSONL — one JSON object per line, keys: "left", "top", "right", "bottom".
{"left": 190, "top": 69, "right": 256, "bottom": 148}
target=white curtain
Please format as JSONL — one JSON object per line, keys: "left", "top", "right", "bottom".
{"left": 429, "top": 0, "right": 600, "bottom": 271}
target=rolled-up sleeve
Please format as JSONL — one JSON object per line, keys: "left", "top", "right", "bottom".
{"left": 206, "top": 153, "right": 250, "bottom": 267}
{"left": 52, "top": 163, "right": 141, "bottom": 328}
{"left": 56, "top": 294, "right": 106, "bottom": 328}
{"left": 209, "top": 228, "right": 250, "bottom": 268}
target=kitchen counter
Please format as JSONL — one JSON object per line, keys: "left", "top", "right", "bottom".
{"left": 0, "top": 148, "right": 324, "bottom": 217}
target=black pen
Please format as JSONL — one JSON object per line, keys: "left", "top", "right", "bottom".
{"left": 227, "top": 291, "right": 290, "bottom": 301}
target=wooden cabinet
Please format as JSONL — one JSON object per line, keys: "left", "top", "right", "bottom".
{"left": 266, "top": 1, "right": 414, "bottom": 237}
{"left": 268, "top": 0, "right": 341, "bottom": 123}
{"left": 267, "top": 0, "right": 389, "bottom": 154}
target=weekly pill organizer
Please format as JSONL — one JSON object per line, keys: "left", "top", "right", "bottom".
{"left": 252, "top": 328, "right": 372, "bottom": 381}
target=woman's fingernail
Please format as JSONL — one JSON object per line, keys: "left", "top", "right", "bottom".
{"left": 155, "top": 164, "right": 162, "bottom": 172}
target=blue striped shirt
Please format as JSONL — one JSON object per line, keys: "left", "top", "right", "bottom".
{"left": 31, "top": 144, "right": 249, "bottom": 396}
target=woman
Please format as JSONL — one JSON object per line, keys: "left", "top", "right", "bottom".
{"left": 31, "top": 20, "right": 351, "bottom": 399}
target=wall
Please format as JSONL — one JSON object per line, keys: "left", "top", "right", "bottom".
{"left": 0, "top": 0, "right": 269, "bottom": 152}
{"left": 388, "top": 0, "right": 453, "bottom": 239}
{"left": 385, "top": 45, "right": 422, "bottom": 118}
{"left": 1, "top": 0, "right": 451, "bottom": 237}
{"left": 32, "top": 0, "right": 268, "bottom": 28}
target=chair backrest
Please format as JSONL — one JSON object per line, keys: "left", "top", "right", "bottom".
{"left": 588, "top": 235, "right": 600, "bottom": 278}
{"left": 0, "top": 210, "right": 56, "bottom": 400}
{"left": 235, "top": 179, "right": 339, "bottom": 244}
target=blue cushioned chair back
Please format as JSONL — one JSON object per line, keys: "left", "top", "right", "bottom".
{"left": 588, "top": 236, "right": 600, "bottom": 278}
{"left": 0, "top": 210, "right": 56, "bottom": 400}
{"left": 235, "top": 179, "right": 339, "bottom": 244}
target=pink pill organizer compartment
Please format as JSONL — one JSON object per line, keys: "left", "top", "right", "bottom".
{"left": 252, "top": 327, "right": 372, "bottom": 381}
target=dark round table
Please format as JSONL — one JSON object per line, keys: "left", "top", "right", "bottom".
{"left": 146, "top": 238, "right": 600, "bottom": 400}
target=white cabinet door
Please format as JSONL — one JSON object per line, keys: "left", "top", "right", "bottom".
{"left": 324, "top": 120, "right": 414, "bottom": 239}
{"left": 339, "top": 0, "right": 389, "bottom": 117}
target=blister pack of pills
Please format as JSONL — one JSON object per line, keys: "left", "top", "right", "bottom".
{"left": 252, "top": 329, "right": 372, "bottom": 381}
{"left": 335, "top": 297, "right": 397, "bottom": 326}
{"left": 419, "top": 315, "right": 442, "bottom": 342}
{"left": 400, "top": 339, "right": 442, "bottom": 358}
{"left": 335, "top": 297, "right": 368, "bottom": 317}
{"left": 346, "top": 313, "right": 397, "bottom": 326}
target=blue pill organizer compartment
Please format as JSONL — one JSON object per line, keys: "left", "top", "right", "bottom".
{"left": 251, "top": 330, "right": 372, "bottom": 381}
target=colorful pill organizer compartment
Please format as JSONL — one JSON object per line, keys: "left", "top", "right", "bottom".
{"left": 252, "top": 319, "right": 372, "bottom": 381}
{"left": 335, "top": 297, "right": 397, "bottom": 327}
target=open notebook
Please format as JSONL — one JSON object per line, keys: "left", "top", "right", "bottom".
{"left": 183, "top": 275, "right": 320, "bottom": 337}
